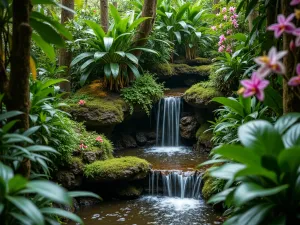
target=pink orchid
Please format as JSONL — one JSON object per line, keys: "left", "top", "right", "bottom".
{"left": 227, "top": 30, "right": 232, "bottom": 35}
{"left": 268, "top": 14, "right": 296, "bottom": 38}
{"left": 223, "top": 15, "right": 228, "bottom": 21}
{"left": 240, "top": 73, "right": 270, "bottom": 101}
{"left": 291, "top": 0, "right": 300, "bottom": 6}
{"left": 293, "top": 28, "right": 300, "bottom": 47}
{"left": 96, "top": 136, "right": 104, "bottom": 143}
{"left": 290, "top": 40, "right": 296, "bottom": 51}
{"left": 78, "top": 100, "right": 86, "bottom": 106}
{"left": 254, "top": 47, "right": 287, "bottom": 77}
{"left": 229, "top": 7, "right": 236, "bottom": 13}
{"left": 79, "top": 143, "right": 87, "bottom": 150}
{"left": 232, "top": 19, "right": 239, "bottom": 28}
{"left": 218, "top": 45, "right": 225, "bottom": 52}
{"left": 226, "top": 46, "right": 232, "bottom": 53}
{"left": 219, "top": 34, "right": 226, "bottom": 42}
{"left": 288, "top": 64, "right": 300, "bottom": 86}
{"left": 211, "top": 26, "right": 217, "bottom": 31}
{"left": 221, "top": 7, "right": 227, "bottom": 13}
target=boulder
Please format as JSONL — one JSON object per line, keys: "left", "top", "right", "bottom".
{"left": 56, "top": 171, "right": 82, "bottom": 190}
{"left": 136, "top": 132, "right": 147, "bottom": 146}
{"left": 84, "top": 157, "right": 151, "bottom": 183}
{"left": 184, "top": 82, "right": 223, "bottom": 108}
{"left": 174, "top": 57, "right": 212, "bottom": 66}
{"left": 116, "top": 185, "right": 143, "bottom": 199}
{"left": 120, "top": 134, "right": 137, "bottom": 148}
{"left": 65, "top": 80, "right": 129, "bottom": 134}
{"left": 82, "top": 151, "right": 98, "bottom": 164}
{"left": 68, "top": 157, "right": 84, "bottom": 175}
{"left": 180, "top": 116, "right": 199, "bottom": 140}
{"left": 193, "top": 123, "right": 213, "bottom": 153}
{"left": 145, "top": 131, "right": 156, "bottom": 140}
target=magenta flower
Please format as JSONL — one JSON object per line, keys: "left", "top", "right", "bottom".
{"left": 229, "top": 7, "right": 236, "bottom": 13}
{"left": 223, "top": 15, "right": 228, "bottom": 21}
{"left": 219, "top": 34, "right": 226, "bottom": 42}
{"left": 79, "top": 143, "right": 87, "bottom": 150}
{"left": 240, "top": 73, "right": 270, "bottom": 101}
{"left": 221, "top": 7, "right": 227, "bottom": 13}
{"left": 96, "top": 136, "right": 104, "bottom": 143}
{"left": 293, "top": 28, "right": 300, "bottom": 47}
{"left": 291, "top": 0, "right": 300, "bottom": 6}
{"left": 254, "top": 47, "right": 287, "bottom": 77}
{"left": 78, "top": 100, "right": 86, "bottom": 106}
{"left": 218, "top": 45, "right": 225, "bottom": 52}
{"left": 288, "top": 64, "right": 300, "bottom": 86}
{"left": 226, "top": 30, "right": 232, "bottom": 35}
{"left": 268, "top": 14, "right": 296, "bottom": 38}
{"left": 226, "top": 46, "right": 232, "bottom": 53}
{"left": 211, "top": 26, "right": 217, "bottom": 31}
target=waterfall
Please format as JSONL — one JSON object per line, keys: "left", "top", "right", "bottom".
{"left": 156, "top": 97, "right": 182, "bottom": 146}
{"left": 148, "top": 170, "right": 202, "bottom": 199}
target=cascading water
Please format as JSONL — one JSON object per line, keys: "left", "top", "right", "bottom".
{"left": 148, "top": 170, "right": 202, "bottom": 199}
{"left": 156, "top": 97, "right": 182, "bottom": 146}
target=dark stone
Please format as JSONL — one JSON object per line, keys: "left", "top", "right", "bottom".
{"left": 77, "top": 197, "right": 102, "bottom": 206}
{"left": 69, "top": 160, "right": 84, "bottom": 175}
{"left": 120, "top": 134, "right": 137, "bottom": 148}
{"left": 82, "top": 151, "right": 97, "bottom": 164}
{"left": 116, "top": 185, "right": 143, "bottom": 199}
{"left": 180, "top": 116, "right": 199, "bottom": 140}
{"left": 145, "top": 132, "right": 156, "bottom": 140}
{"left": 136, "top": 132, "right": 147, "bottom": 146}
{"left": 56, "top": 171, "right": 82, "bottom": 190}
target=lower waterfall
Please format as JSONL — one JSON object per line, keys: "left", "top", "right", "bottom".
{"left": 148, "top": 170, "right": 202, "bottom": 199}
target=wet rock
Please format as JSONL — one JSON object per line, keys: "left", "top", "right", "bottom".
{"left": 77, "top": 197, "right": 102, "bottom": 206}
{"left": 82, "top": 151, "right": 98, "bottom": 164}
{"left": 193, "top": 123, "right": 213, "bottom": 153}
{"left": 136, "top": 132, "right": 147, "bottom": 146}
{"left": 145, "top": 132, "right": 156, "bottom": 140}
{"left": 120, "top": 134, "right": 137, "bottom": 149}
{"left": 180, "top": 116, "right": 199, "bottom": 140}
{"left": 68, "top": 157, "right": 84, "bottom": 175}
{"left": 116, "top": 185, "right": 143, "bottom": 199}
{"left": 56, "top": 171, "right": 82, "bottom": 190}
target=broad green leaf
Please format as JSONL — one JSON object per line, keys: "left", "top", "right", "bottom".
{"left": 68, "top": 191, "right": 101, "bottom": 200}
{"left": 174, "top": 31, "right": 181, "bottom": 44}
{"left": 2, "top": 120, "right": 18, "bottom": 133}
{"left": 278, "top": 147, "right": 300, "bottom": 173}
{"left": 26, "top": 145, "right": 57, "bottom": 153}
{"left": 282, "top": 124, "right": 300, "bottom": 148}
{"left": 127, "top": 62, "right": 140, "bottom": 78}
{"left": 212, "top": 97, "right": 245, "bottom": 117}
{"left": 128, "top": 17, "right": 150, "bottom": 31}
{"left": 264, "top": 86, "right": 283, "bottom": 115}
{"left": 275, "top": 113, "right": 300, "bottom": 135}
{"left": 40, "top": 208, "right": 83, "bottom": 224}
{"left": 71, "top": 52, "right": 93, "bottom": 67}
{"left": 10, "top": 213, "right": 33, "bottom": 225}
{"left": 80, "top": 59, "right": 94, "bottom": 72}
{"left": 85, "top": 20, "right": 106, "bottom": 38}
{"left": 237, "top": 203, "right": 274, "bottom": 225}
{"left": 0, "top": 111, "right": 23, "bottom": 121}
{"left": 233, "top": 182, "right": 288, "bottom": 206}
{"left": 94, "top": 52, "right": 107, "bottom": 61}
{"left": 8, "top": 175, "right": 27, "bottom": 194}
{"left": 104, "top": 37, "right": 114, "bottom": 52}
{"left": 80, "top": 65, "right": 95, "bottom": 86}
{"left": 30, "top": 18, "right": 65, "bottom": 47}
{"left": 4, "top": 133, "right": 34, "bottom": 144}
{"left": 213, "top": 145, "right": 260, "bottom": 166}
{"left": 125, "top": 53, "right": 138, "bottom": 64}
{"left": 40, "top": 78, "right": 68, "bottom": 90}
{"left": 176, "top": 2, "right": 190, "bottom": 20}
{"left": 110, "top": 63, "right": 119, "bottom": 79}
{"left": 32, "top": 33, "right": 56, "bottom": 62}
{"left": 7, "top": 196, "right": 44, "bottom": 225}
{"left": 234, "top": 166, "right": 277, "bottom": 183}
{"left": 27, "top": 181, "right": 71, "bottom": 205}
{"left": 238, "top": 120, "right": 284, "bottom": 157}
{"left": 104, "top": 64, "right": 111, "bottom": 78}
{"left": 109, "top": 4, "right": 121, "bottom": 23}
{"left": 0, "top": 162, "right": 14, "bottom": 182}
{"left": 208, "top": 187, "right": 235, "bottom": 204}
{"left": 129, "top": 48, "right": 158, "bottom": 55}
{"left": 209, "top": 163, "right": 246, "bottom": 180}
{"left": 23, "top": 126, "right": 41, "bottom": 137}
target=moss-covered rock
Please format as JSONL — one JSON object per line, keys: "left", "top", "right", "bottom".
{"left": 84, "top": 156, "right": 151, "bottom": 182}
{"left": 174, "top": 57, "right": 212, "bottom": 66}
{"left": 65, "top": 80, "right": 128, "bottom": 132}
{"left": 196, "top": 123, "right": 213, "bottom": 149}
{"left": 152, "top": 63, "right": 211, "bottom": 77}
{"left": 202, "top": 171, "right": 226, "bottom": 201}
{"left": 184, "top": 82, "right": 223, "bottom": 108}
{"left": 116, "top": 185, "right": 143, "bottom": 199}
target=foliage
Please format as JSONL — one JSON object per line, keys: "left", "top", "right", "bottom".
{"left": 84, "top": 156, "right": 150, "bottom": 179}
{"left": 71, "top": 4, "right": 157, "bottom": 91}
{"left": 202, "top": 113, "right": 300, "bottom": 225}
{"left": 120, "top": 73, "right": 165, "bottom": 115}
{"left": 210, "top": 96, "right": 274, "bottom": 147}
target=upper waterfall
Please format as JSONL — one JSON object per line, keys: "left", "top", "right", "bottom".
{"left": 156, "top": 97, "right": 182, "bottom": 146}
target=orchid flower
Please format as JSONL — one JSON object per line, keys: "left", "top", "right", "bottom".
{"left": 288, "top": 64, "right": 300, "bottom": 86}
{"left": 293, "top": 28, "right": 300, "bottom": 47}
{"left": 211, "top": 26, "right": 217, "bottom": 31}
{"left": 221, "top": 7, "right": 227, "bottom": 13}
{"left": 240, "top": 73, "right": 270, "bottom": 101}
{"left": 229, "top": 7, "right": 236, "bottom": 13}
{"left": 268, "top": 14, "right": 296, "bottom": 38}
{"left": 96, "top": 136, "right": 104, "bottom": 143}
{"left": 291, "top": 0, "right": 300, "bottom": 6}
{"left": 78, "top": 100, "right": 86, "bottom": 106}
{"left": 254, "top": 47, "right": 287, "bottom": 77}
{"left": 223, "top": 15, "right": 228, "bottom": 21}
{"left": 218, "top": 45, "right": 225, "bottom": 52}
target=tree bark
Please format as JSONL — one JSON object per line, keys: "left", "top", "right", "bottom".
{"left": 248, "top": 10, "right": 258, "bottom": 32}
{"left": 59, "top": 0, "right": 74, "bottom": 92}
{"left": 100, "top": 0, "right": 108, "bottom": 32}
{"left": 133, "top": 0, "right": 157, "bottom": 58}
{"left": 7, "top": 0, "right": 32, "bottom": 178}
{"left": 282, "top": 0, "right": 300, "bottom": 113}
{"left": 113, "top": 1, "right": 117, "bottom": 8}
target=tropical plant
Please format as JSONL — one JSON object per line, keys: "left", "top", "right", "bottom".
{"left": 37, "top": 64, "right": 67, "bottom": 80}
{"left": 210, "top": 96, "right": 274, "bottom": 147}
{"left": 202, "top": 113, "right": 300, "bottom": 225}
{"left": 120, "top": 73, "right": 165, "bottom": 115}
{"left": 214, "top": 49, "right": 256, "bottom": 93}
{"left": 71, "top": 4, "right": 157, "bottom": 91}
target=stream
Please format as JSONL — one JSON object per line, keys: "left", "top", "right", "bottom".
{"left": 71, "top": 97, "right": 221, "bottom": 225}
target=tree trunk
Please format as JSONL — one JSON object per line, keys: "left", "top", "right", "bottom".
{"left": 113, "top": 1, "right": 117, "bottom": 8}
{"left": 133, "top": 0, "right": 157, "bottom": 58}
{"left": 100, "top": 0, "right": 108, "bottom": 32}
{"left": 7, "top": 0, "right": 32, "bottom": 178}
{"left": 282, "top": 0, "right": 300, "bottom": 113}
{"left": 213, "top": 0, "right": 220, "bottom": 14}
{"left": 59, "top": 0, "right": 74, "bottom": 92}
{"left": 248, "top": 10, "right": 258, "bottom": 32}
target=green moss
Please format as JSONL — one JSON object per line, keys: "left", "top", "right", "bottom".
{"left": 194, "top": 57, "right": 212, "bottom": 65}
{"left": 196, "top": 123, "right": 212, "bottom": 142}
{"left": 154, "top": 64, "right": 211, "bottom": 77}
{"left": 68, "top": 156, "right": 84, "bottom": 169}
{"left": 184, "top": 82, "right": 222, "bottom": 105}
{"left": 155, "top": 63, "right": 174, "bottom": 76}
{"left": 202, "top": 170, "right": 226, "bottom": 200}
{"left": 84, "top": 157, "right": 151, "bottom": 181}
